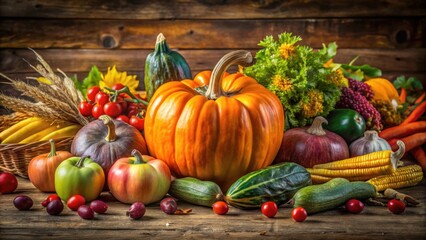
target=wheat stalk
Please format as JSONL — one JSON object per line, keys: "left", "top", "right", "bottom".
{"left": 0, "top": 49, "right": 89, "bottom": 126}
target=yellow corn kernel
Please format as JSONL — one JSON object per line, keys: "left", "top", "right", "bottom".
{"left": 313, "top": 141, "right": 405, "bottom": 171}
{"left": 310, "top": 174, "right": 332, "bottom": 184}
{"left": 307, "top": 164, "right": 393, "bottom": 180}
{"left": 367, "top": 165, "right": 424, "bottom": 192}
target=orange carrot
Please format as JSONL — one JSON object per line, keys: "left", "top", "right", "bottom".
{"left": 388, "top": 132, "right": 426, "bottom": 152}
{"left": 414, "top": 92, "right": 426, "bottom": 105}
{"left": 399, "top": 88, "right": 407, "bottom": 103}
{"left": 410, "top": 147, "right": 426, "bottom": 173}
{"left": 401, "top": 101, "right": 426, "bottom": 125}
{"left": 379, "top": 121, "right": 426, "bottom": 140}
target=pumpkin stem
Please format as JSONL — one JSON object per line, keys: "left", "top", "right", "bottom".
{"left": 391, "top": 140, "right": 405, "bottom": 170}
{"left": 132, "top": 149, "right": 147, "bottom": 164}
{"left": 76, "top": 156, "right": 89, "bottom": 168}
{"left": 205, "top": 50, "right": 253, "bottom": 100}
{"left": 306, "top": 116, "right": 328, "bottom": 136}
{"left": 364, "top": 130, "right": 378, "bottom": 141}
{"left": 155, "top": 33, "right": 171, "bottom": 53}
{"left": 99, "top": 115, "right": 117, "bottom": 142}
{"left": 47, "top": 139, "right": 57, "bottom": 157}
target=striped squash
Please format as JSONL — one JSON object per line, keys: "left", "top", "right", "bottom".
{"left": 225, "top": 162, "right": 311, "bottom": 209}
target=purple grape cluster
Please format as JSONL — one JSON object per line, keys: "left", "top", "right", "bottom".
{"left": 336, "top": 87, "right": 382, "bottom": 130}
{"left": 348, "top": 78, "right": 374, "bottom": 101}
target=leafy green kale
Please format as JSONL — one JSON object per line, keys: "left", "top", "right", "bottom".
{"left": 73, "top": 65, "right": 102, "bottom": 97}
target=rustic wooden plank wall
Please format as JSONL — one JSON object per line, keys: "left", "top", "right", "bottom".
{"left": 0, "top": 0, "right": 425, "bottom": 94}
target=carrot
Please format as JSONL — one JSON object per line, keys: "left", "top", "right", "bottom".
{"left": 399, "top": 87, "right": 407, "bottom": 103}
{"left": 401, "top": 101, "right": 426, "bottom": 125}
{"left": 414, "top": 92, "right": 426, "bottom": 105}
{"left": 379, "top": 121, "right": 426, "bottom": 140}
{"left": 410, "top": 147, "right": 426, "bottom": 173}
{"left": 389, "top": 132, "right": 426, "bottom": 152}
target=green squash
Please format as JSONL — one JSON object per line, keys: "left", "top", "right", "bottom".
{"left": 225, "top": 162, "right": 311, "bottom": 209}
{"left": 324, "top": 109, "right": 366, "bottom": 144}
{"left": 144, "top": 33, "right": 192, "bottom": 100}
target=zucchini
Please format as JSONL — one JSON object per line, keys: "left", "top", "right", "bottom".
{"left": 292, "top": 178, "right": 377, "bottom": 214}
{"left": 168, "top": 177, "right": 223, "bottom": 207}
{"left": 225, "top": 162, "right": 311, "bottom": 209}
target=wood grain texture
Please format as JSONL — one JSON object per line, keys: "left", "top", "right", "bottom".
{"left": 1, "top": 18, "right": 424, "bottom": 49}
{"left": 0, "top": 178, "right": 425, "bottom": 239}
{"left": 0, "top": 0, "right": 425, "bottom": 19}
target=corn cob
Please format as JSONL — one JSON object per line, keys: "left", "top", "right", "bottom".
{"left": 313, "top": 140, "right": 405, "bottom": 171}
{"left": 367, "top": 164, "right": 424, "bottom": 192}
{"left": 310, "top": 174, "right": 380, "bottom": 184}
{"left": 308, "top": 164, "right": 393, "bottom": 181}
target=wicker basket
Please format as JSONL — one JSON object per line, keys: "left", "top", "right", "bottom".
{"left": 0, "top": 113, "right": 74, "bottom": 177}
{"left": 0, "top": 137, "right": 74, "bottom": 177}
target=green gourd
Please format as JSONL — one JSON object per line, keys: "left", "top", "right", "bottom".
{"left": 225, "top": 162, "right": 311, "bottom": 209}
{"left": 144, "top": 33, "right": 192, "bottom": 100}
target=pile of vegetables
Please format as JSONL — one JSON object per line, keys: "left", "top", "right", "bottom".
{"left": 1, "top": 31, "right": 425, "bottom": 223}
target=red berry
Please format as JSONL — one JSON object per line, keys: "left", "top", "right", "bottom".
{"left": 345, "top": 199, "right": 364, "bottom": 214}
{"left": 212, "top": 201, "right": 229, "bottom": 215}
{"left": 261, "top": 201, "right": 278, "bottom": 218}
{"left": 292, "top": 207, "right": 307, "bottom": 222}
{"left": 387, "top": 199, "right": 406, "bottom": 214}
{"left": 67, "top": 194, "right": 86, "bottom": 211}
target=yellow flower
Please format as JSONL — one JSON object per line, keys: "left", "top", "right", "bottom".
{"left": 272, "top": 75, "right": 292, "bottom": 92}
{"left": 327, "top": 69, "right": 348, "bottom": 87}
{"left": 301, "top": 90, "right": 324, "bottom": 118}
{"left": 99, "top": 65, "right": 139, "bottom": 93}
{"left": 279, "top": 43, "right": 295, "bottom": 59}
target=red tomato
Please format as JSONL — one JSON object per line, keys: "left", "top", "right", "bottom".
{"left": 116, "top": 115, "right": 129, "bottom": 123}
{"left": 107, "top": 151, "right": 171, "bottom": 204}
{"left": 67, "top": 194, "right": 86, "bottom": 211}
{"left": 95, "top": 91, "right": 109, "bottom": 106}
{"left": 42, "top": 194, "right": 61, "bottom": 207}
{"left": 116, "top": 96, "right": 128, "bottom": 114}
{"left": 292, "top": 207, "right": 307, "bottom": 222}
{"left": 0, "top": 172, "right": 18, "bottom": 194}
{"left": 261, "top": 201, "right": 278, "bottom": 218}
{"left": 104, "top": 102, "right": 122, "bottom": 118}
{"left": 212, "top": 201, "right": 229, "bottom": 215}
{"left": 129, "top": 115, "right": 144, "bottom": 131}
{"left": 78, "top": 101, "right": 93, "bottom": 117}
{"left": 92, "top": 104, "right": 105, "bottom": 119}
{"left": 387, "top": 199, "right": 406, "bottom": 214}
{"left": 87, "top": 86, "right": 101, "bottom": 102}
{"left": 112, "top": 83, "right": 125, "bottom": 90}
{"left": 345, "top": 199, "right": 364, "bottom": 214}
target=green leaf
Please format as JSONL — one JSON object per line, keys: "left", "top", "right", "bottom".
{"left": 393, "top": 75, "right": 423, "bottom": 91}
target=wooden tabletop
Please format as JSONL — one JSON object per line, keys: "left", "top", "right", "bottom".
{"left": 1, "top": 177, "right": 425, "bottom": 239}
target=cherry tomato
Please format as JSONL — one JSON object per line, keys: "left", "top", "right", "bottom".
{"left": 0, "top": 172, "right": 18, "bottom": 194}
{"left": 92, "top": 104, "right": 105, "bottom": 119}
{"left": 212, "top": 201, "right": 229, "bottom": 215}
{"left": 127, "top": 109, "right": 139, "bottom": 118}
{"left": 87, "top": 86, "right": 101, "bottom": 102}
{"left": 261, "top": 201, "right": 278, "bottom": 218}
{"left": 112, "top": 83, "right": 125, "bottom": 90}
{"left": 67, "top": 194, "right": 86, "bottom": 211}
{"left": 129, "top": 115, "right": 144, "bottom": 131}
{"left": 116, "top": 96, "right": 128, "bottom": 114}
{"left": 95, "top": 91, "right": 109, "bottom": 106}
{"left": 78, "top": 101, "right": 93, "bottom": 117}
{"left": 345, "top": 199, "right": 364, "bottom": 214}
{"left": 104, "top": 102, "right": 122, "bottom": 118}
{"left": 387, "top": 199, "right": 406, "bottom": 214}
{"left": 116, "top": 115, "right": 129, "bottom": 123}
{"left": 42, "top": 194, "right": 61, "bottom": 207}
{"left": 292, "top": 207, "right": 307, "bottom": 222}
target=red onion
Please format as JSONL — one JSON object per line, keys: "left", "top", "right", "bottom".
{"left": 274, "top": 116, "right": 349, "bottom": 168}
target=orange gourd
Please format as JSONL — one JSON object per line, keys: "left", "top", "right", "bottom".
{"left": 145, "top": 50, "right": 285, "bottom": 191}
{"left": 28, "top": 139, "right": 74, "bottom": 192}
{"left": 365, "top": 78, "right": 400, "bottom": 110}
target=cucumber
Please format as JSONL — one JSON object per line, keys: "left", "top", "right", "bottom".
{"left": 225, "top": 162, "right": 311, "bottom": 209}
{"left": 292, "top": 178, "right": 377, "bottom": 214}
{"left": 168, "top": 177, "right": 223, "bottom": 207}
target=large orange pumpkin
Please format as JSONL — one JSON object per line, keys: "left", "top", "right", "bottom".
{"left": 145, "top": 50, "right": 285, "bottom": 191}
